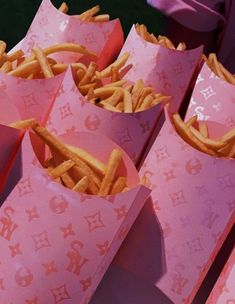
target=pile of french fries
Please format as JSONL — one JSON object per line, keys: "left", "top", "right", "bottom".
{"left": 135, "top": 23, "right": 186, "bottom": 51}
{"left": 71, "top": 52, "right": 171, "bottom": 113}
{"left": 59, "top": 2, "right": 110, "bottom": 23}
{"left": 172, "top": 113, "right": 235, "bottom": 158}
{"left": 32, "top": 123, "right": 129, "bottom": 195}
{"left": 203, "top": 53, "right": 235, "bottom": 85}
{"left": 0, "top": 40, "right": 96, "bottom": 79}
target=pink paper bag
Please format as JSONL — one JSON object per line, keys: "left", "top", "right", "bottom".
{"left": 21, "top": 0, "right": 124, "bottom": 69}
{"left": 0, "top": 129, "right": 150, "bottom": 304}
{"left": 119, "top": 25, "right": 203, "bottom": 112}
{"left": 186, "top": 62, "right": 235, "bottom": 126}
{"left": 0, "top": 124, "right": 23, "bottom": 191}
{"left": 206, "top": 249, "right": 235, "bottom": 304}
{"left": 114, "top": 110, "right": 235, "bottom": 304}
{"left": 0, "top": 70, "right": 65, "bottom": 123}
{"left": 47, "top": 67, "right": 163, "bottom": 165}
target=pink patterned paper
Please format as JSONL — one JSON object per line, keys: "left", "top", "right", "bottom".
{"left": 0, "top": 130, "right": 150, "bottom": 304}
{"left": 21, "top": 0, "right": 124, "bottom": 69}
{"left": 0, "top": 71, "right": 65, "bottom": 123}
{"left": 114, "top": 109, "right": 235, "bottom": 304}
{"left": 47, "top": 67, "right": 163, "bottom": 165}
{"left": 186, "top": 62, "right": 235, "bottom": 126}
{"left": 206, "top": 249, "right": 235, "bottom": 304}
{"left": 0, "top": 124, "right": 23, "bottom": 194}
{"left": 119, "top": 25, "right": 203, "bottom": 112}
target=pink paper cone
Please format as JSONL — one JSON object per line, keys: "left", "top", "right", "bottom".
{"left": 0, "top": 71, "right": 65, "bottom": 123}
{"left": 119, "top": 25, "right": 203, "bottom": 113}
{"left": 47, "top": 67, "right": 163, "bottom": 165}
{"left": 0, "top": 124, "right": 24, "bottom": 203}
{"left": 186, "top": 62, "right": 235, "bottom": 126}
{"left": 114, "top": 109, "right": 235, "bottom": 304}
{"left": 21, "top": 0, "right": 124, "bottom": 69}
{"left": 0, "top": 129, "right": 150, "bottom": 304}
{"left": 206, "top": 249, "right": 235, "bottom": 304}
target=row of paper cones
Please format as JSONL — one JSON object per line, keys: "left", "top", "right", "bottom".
{"left": 0, "top": 0, "right": 234, "bottom": 303}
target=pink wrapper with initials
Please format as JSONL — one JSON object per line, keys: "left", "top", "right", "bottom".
{"left": 0, "top": 70, "right": 65, "bottom": 123}
{"left": 0, "top": 123, "right": 23, "bottom": 199}
{"left": 47, "top": 66, "right": 163, "bottom": 165}
{"left": 186, "top": 62, "right": 235, "bottom": 126}
{"left": 119, "top": 25, "right": 203, "bottom": 112}
{"left": 21, "top": 0, "right": 124, "bottom": 69}
{"left": 0, "top": 128, "right": 150, "bottom": 304}
{"left": 206, "top": 249, "right": 235, "bottom": 304}
{"left": 114, "top": 110, "right": 235, "bottom": 304}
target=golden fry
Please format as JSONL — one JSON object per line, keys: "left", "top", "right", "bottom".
{"left": 99, "top": 149, "right": 122, "bottom": 195}
{"left": 9, "top": 118, "right": 36, "bottom": 129}
{"left": 73, "top": 176, "right": 89, "bottom": 193}
{"left": 33, "top": 47, "right": 54, "bottom": 79}
{"left": 59, "top": 2, "right": 69, "bottom": 13}
{"left": 111, "top": 177, "right": 127, "bottom": 194}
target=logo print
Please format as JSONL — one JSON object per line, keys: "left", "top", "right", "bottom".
{"left": 66, "top": 240, "right": 88, "bottom": 276}
{"left": 15, "top": 267, "right": 33, "bottom": 287}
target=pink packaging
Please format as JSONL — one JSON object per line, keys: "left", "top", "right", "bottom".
{"left": 114, "top": 109, "right": 235, "bottom": 304}
{"left": 21, "top": 0, "right": 124, "bottom": 69}
{"left": 0, "top": 127, "right": 150, "bottom": 304}
{"left": 206, "top": 249, "right": 235, "bottom": 304}
{"left": 47, "top": 66, "right": 164, "bottom": 165}
{"left": 119, "top": 25, "right": 203, "bottom": 112}
{"left": 186, "top": 62, "right": 235, "bottom": 126}
{"left": 0, "top": 71, "right": 65, "bottom": 123}
{"left": 0, "top": 124, "right": 24, "bottom": 202}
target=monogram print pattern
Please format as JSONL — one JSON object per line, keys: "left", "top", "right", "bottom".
{"left": 0, "top": 133, "right": 150, "bottom": 303}
{"left": 134, "top": 116, "right": 235, "bottom": 304}
{"left": 20, "top": 0, "right": 123, "bottom": 68}
{"left": 186, "top": 63, "right": 235, "bottom": 126}
{"left": 206, "top": 250, "right": 235, "bottom": 303}
{"left": 119, "top": 25, "right": 203, "bottom": 113}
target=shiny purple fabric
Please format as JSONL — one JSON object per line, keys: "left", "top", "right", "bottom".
{"left": 148, "top": 0, "right": 235, "bottom": 71}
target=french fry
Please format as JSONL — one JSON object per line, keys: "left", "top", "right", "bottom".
{"left": 99, "top": 101, "right": 122, "bottom": 112}
{"left": 0, "top": 61, "right": 12, "bottom": 73}
{"left": 172, "top": 113, "right": 216, "bottom": 156}
{"left": 0, "top": 40, "right": 6, "bottom": 57}
{"left": 221, "top": 128, "right": 235, "bottom": 143}
{"left": 111, "top": 177, "right": 127, "bottom": 194}
{"left": 8, "top": 60, "right": 39, "bottom": 77}
{"left": 31, "top": 123, "right": 101, "bottom": 191}
{"left": 49, "top": 160, "right": 75, "bottom": 179}
{"left": 186, "top": 115, "right": 198, "bottom": 127}
{"left": 79, "top": 62, "right": 97, "bottom": 86}
{"left": 79, "top": 5, "right": 100, "bottom": 21}
{"left": 9, "top": 118, "right": 36, "bottom": 129}
{"left": 73, "top": 176, "right": 89, "bottom": 193}
{"left": 102, "top": 89, "right": 123, "bottom": 106}
{"left": 66, "top": 144, "right": 106, "bottom": 176}
{"left": 98, "top": 52, "right": 130, "bottom": 78}
{"left": 199, "top": 123, "right": 208, "bottom": 138}
{"left": 189, "top": 126, "right": 226, "bottom": 150}
{"left": 59, "top": 2, "right": 69, "bottom": 13}
{"left": 93, "top": 14, "right": 110, "bottom": 22}
{"left": 99, "top": 149, "right": 122, "bottom": 195}
{"left": 33, "top": 47, "right": 54, "bottom": 79}
{"left": 6, "top": 49, "right": 24, "bottom": 62}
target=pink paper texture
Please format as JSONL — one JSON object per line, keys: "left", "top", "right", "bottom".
{"left": 186, "top": 62, "right": 235, "bottom": 126}
{"left": 119, "top": 25, "right": 203, "bottom": 113}
{"left": 206, "top": 249, "right": 235, "bottom": 304}
{"left": 0, "top": 71, "right": 65, "bottom": 123}
{"left": 21, "top": 0, "right": 124, "bottom": 69}
{"left": 114, "top": 110, "right": 235, "bottom": 304}
{"left": 47, "top": 67, "right": 163, "bottom": 165}
{"left": 0, "top": 124, "right": 23, "bottom": 194}
{"left": 0, "top": 130, "right": 150, "bottom": 304}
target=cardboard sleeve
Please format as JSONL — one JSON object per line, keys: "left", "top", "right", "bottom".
{"left": 186, "top": 62, "right": 235, "bottom": 126}
{"left": 113, "top": 109, "right": 235, "bottom": 304}
{"left": 0, "top": 129, "right": 151, "bottom": 304}
{"left": 21, "top": 0, "right": 124, "bottom": 69}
